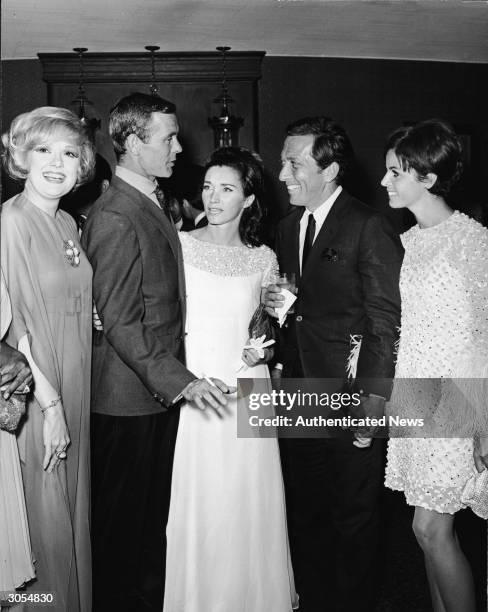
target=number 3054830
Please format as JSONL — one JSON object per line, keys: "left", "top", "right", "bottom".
{"left": 0, "top": 592, "right": 55, "bottom": 606}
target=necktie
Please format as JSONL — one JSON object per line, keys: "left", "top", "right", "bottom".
{"left": 153, "top": 185, "right": 172, "bottom": 221}
{"left": 302, "top": 213, "right": 316, "bottom": 268}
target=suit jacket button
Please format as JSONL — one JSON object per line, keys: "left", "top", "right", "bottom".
{"left": 296, "top": 315, "right": 303, "bottom": 322}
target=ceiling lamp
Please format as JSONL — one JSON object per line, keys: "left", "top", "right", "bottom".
{"left": 208, "top": 46, "right": 243, "bottom": 148}
{"left": 71, "top": 47, "right": 100, "bottom": 133}
{"left": 145, "top": 45, "right": 160, "bottom": 96}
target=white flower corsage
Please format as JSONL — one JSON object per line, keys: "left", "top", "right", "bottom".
{"left": 237, "top": 334, "right": 276, "bottom": 372}
{"left": 63, "top": 239, "right": 80, "bottom": 267}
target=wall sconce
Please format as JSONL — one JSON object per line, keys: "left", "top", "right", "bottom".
{"left": 145, "top": 45, "right": 161, "bottom": 96}
{"left": 71, "top": 47, "right": 100, "bottom": 134}
{"left": 208, "top": 46, "right": 243, "bottom": 148}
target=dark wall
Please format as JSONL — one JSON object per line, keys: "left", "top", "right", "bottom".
{"left": 258, "top": 57, "right": 488, "bottom": 229}
{"left": 1, "top": 60, "right": 47, "bottom": 200}
{"left": 2, "top": 56, "right": 488, "bottom": 229}
{"left": 2, "top": 59, "right": 46, "bottom": 128}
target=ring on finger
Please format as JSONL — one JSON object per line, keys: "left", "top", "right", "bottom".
{"left": 56, "top": 450, "right": 67, "bottom": 459}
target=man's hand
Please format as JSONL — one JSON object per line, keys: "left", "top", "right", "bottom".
{"left": 0, "top": 341, "right": 33, "bottom": 400}
{"left": 474, "top": 436, "right": 488, "bottom": 472}
{"left": 182, "top": 377, "right": 236, "bottom": 411}
{"left": 270, "top": 366, "right": 282, "bottom": 391}
{"left": 264, "top": 284, "right": 285, "bottom": 318}
{"left": 349, "top": 394, "right": 386, "bottom": 443}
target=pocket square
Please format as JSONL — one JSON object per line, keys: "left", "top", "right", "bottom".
{"left": 321, "top": 248, "right": 339, "bottom": 262}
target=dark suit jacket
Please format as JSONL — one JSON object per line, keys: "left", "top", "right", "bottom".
{"left": 81, "top": 176, "right": 195, "bottom": 416}
{"left": 181, "top": 213, "right": 207, "bottom": 232}
{"left": 276, "top": 189, "right": 403, "bottom": 398}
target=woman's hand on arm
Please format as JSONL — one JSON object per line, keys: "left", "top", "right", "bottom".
{"left": 18, "top": 335, "right": 70, "bottom": 472}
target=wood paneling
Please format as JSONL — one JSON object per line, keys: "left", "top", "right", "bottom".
{"left": 38, "top": 52, "right": 264, "bottom": 167}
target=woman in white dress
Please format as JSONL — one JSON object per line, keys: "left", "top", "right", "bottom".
{"left": 382, "top": 119, "right": 488, "bottom": 612}
{"left": 164, "top": 147, "right": 297, "bottom": 612}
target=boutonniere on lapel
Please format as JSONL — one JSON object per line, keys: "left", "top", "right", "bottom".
{"left": 321, "top": 247, "right": 339, "bottom": 262}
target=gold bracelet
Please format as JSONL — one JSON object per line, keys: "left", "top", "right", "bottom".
{"left": 41, "top": 395, "right": 61, "bottom": 413}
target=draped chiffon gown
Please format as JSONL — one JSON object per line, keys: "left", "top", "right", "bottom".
{"left": 1, "top": 193, "right": 92, "bottom": 611}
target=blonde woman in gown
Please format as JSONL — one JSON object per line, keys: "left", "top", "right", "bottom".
{"left": 0, "top": 269, "right": 35, "bottom": 597}
{"left": 382, "top": 120, "right": 488, "bottom": 612}
{"left": 164, "top": 148, "right": 297, "bottom": 612}
{"left": 1, "top": 107, "right": 95, "bottom": 611}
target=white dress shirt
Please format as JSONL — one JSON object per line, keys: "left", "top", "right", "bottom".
{"left": 194, "top": 211, "right": 206, "bottom": 227}
{"left": 298, "top": 185, "right": 342, "bottom": 273}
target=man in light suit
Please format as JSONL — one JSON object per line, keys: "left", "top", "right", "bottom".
{"left": 265, "top": 117, "right": 403, "bottom": 612}
{"left": 82, "top": 93, "right": 229, "bottom": 612}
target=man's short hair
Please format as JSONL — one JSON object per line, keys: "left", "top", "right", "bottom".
{"left": 286, "top": 116, "right": 354, "bottom": 184}
{"left": 109, "top": 92, "right": 176, "bottom": 160}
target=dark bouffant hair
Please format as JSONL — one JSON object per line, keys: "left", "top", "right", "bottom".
{"left": 286, "top": 116, "right": 354, "bottom": 184}
{"left": 204, "top": 146, "right": 265, "bottom": 247}
{"left": 384, "top": 119, "right": 463, "bottom": 197}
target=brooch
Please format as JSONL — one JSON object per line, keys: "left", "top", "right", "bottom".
{"left": 321, "top": 248, "right": 339, "bottom": 262}
{"left": 63, "top": 240, "right": 80, "bottom": 267}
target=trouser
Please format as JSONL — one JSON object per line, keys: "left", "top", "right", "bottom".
{"left": 280, "top": 351, "right": 384, "bottom": 612}
{"left": 91, "top": 409, "right": 179, "bottom": 612}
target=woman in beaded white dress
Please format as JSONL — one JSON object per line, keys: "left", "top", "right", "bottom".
{"left": 382, "top": 119, "right": 488, "bottom": 612}
{"left": 164, "top": 148, "right": 297, "bottom": 612}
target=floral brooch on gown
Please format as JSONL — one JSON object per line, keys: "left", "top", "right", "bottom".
{"left": 63, "top": 240, "right": 80, "bottom": 267}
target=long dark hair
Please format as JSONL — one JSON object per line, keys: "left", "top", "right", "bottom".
{"left": 204, "top": 147, "right": 264, "bottom": 247}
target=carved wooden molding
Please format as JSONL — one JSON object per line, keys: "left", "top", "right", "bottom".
{"left": 38, "top": 51, "right": 265, "bottom": 84}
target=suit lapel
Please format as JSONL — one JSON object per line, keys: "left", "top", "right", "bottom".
{"left": 140, "top": 194, "right": 180, "bottom": 261}
{"left": 133, "top": 185, "right": 187, "bottom": 323}
{"left": 176, "top": 238, "right": 187, "bottom": 326}
{"left": 112, "top": 176, "right": 180, "bottom": 260}
{"left": 300, "top": 190, "right": 351, "bottom": 283}
{"left": 282, "top": 210, "right": 302, "bottom": 279}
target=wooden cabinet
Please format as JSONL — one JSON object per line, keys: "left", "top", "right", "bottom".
{"left": 39, "top": 51, "right": 265, "bottom": 167}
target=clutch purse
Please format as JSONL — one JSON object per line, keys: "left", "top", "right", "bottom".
{"left": 0, "top": 392, "right": 26, "bottom": 432}
{"left": 460, "top": 468, "right": 488, "bottom": 519}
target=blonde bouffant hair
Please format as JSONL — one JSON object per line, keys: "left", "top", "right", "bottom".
{"left": 2, "top": 106, "right": 96, "bottom": 188}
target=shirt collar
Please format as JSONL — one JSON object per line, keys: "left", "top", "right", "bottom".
{"left": 194, "top": 211, "right": 206, "bottom": 226}
{"left": 303, "top": 185, "right": 342, "bottom": 225}
{"left": 115, "top": 165, "right": 158, "bottom": 199}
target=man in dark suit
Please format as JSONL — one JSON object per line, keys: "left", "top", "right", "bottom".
{"left": 265, "top": 117, "right": 403, "bottom": 612}
{"left": 82, "top": 93, "right": 229, "bottom": 612}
